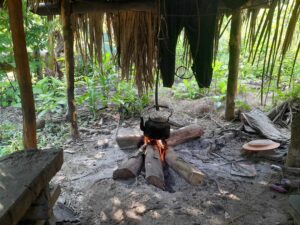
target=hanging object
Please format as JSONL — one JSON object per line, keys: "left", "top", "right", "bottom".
{"left": 159, "top": 0, "right": 219, "bottom": 88}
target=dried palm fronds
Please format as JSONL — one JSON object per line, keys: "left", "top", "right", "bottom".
{"left": 73, "top": 13, "right": 104, "bottom": 66}
{"left": 107, "top": 11, "right": 158, "bottom": 94}
{"left": 24, "top": 0, "right": 300, "bottom": 95}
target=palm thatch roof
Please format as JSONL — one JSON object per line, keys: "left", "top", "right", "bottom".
{"left": 26, "top": 0, "right": 300, "bottom": 93}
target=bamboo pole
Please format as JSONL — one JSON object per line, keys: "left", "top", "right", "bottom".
{"left": 61, "top": 0, "right": 80, "bottom": 139}
{"left": 225, "top": 8, "right": 242, "bottom": 121}
{"left": 7, "top": 0, "right": 37, "bottom": 150}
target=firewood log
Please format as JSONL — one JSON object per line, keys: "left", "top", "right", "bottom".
{"left": 113, "top": 148, "right": 144, "bottom": 179}
{"left": 145, "top": 145, "right": 165, "bottom": 190}
{"left": 165, "top": 148, "right": 205, "bottom": 185}
{"left": 116, "top": 124, "right": 204, "bottom": 149}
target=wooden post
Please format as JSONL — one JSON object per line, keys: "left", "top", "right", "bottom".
{"left": 47, "top": 16, "right": 56, "bottom": 74}
{"left": 225, "top": 8, "right": 242, "bottom": 121}
{"left": 61, "top": 0, "right": 80, "bottom": 139}
{"left": 7, "top": 0, "right": 37, "bottom": 149}
{"left": 286, "top": 110, "right": 300, "bottom": 167}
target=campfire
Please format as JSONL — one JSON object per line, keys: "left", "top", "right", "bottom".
{"left": 113, "top": 114, "right": 206, "bottom": 190}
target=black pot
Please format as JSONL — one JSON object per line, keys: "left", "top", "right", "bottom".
{"left": 140, "top": 117, "right": 171, "bottom": 140}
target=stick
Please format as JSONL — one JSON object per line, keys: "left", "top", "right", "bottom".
{"left": 113, "top": 148, "right": 144, "bottom": 179}
{"left": 165, "top": 148, "right": 205, "bottom": 185}
{"left": 145, "top": 145, "right": 165, "bottom": 190}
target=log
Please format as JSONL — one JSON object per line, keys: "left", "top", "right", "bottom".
{"left": 113, "top": 148, "right": 144, "bottom": 179}
{"left": 7, "top": 0, "right": 37, "bottom": 149}
{"left": 116, "top": 124, "right": 204, "bottom": 150}
{"left": 166, "top": 124, "right": 204, "bottom": 146}
{"left": 145, "top": 145, "right": 165, "bottom": 190}
{"left": 116, "top": 128, "right": 143, "bottom": 150}
{"left": 165, "top": 148, "right": 205, "bottom": 185}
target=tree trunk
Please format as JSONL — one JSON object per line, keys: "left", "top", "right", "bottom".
{"left": 225, "top": 8, "right": 242, "bottom": 121}
{"left": 286, "top": 110, "right": 300, "bottom": 167}
{"left": 61, "top": 0, "right": 80, "bottom": 139}
{"left": 7, "top": 0, "right": 37, "bottom": 150}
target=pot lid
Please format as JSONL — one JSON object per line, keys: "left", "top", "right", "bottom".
{"left": 243, "top": 139, "right": 280, "bottom": 151}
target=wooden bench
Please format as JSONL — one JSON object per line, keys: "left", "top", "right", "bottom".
{"left": 0, "top": 148, "right": 63, "bottom": 225}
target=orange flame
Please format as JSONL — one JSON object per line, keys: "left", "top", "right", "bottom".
{"left": 144, "top": 136, "right": 168, "bottom": 162}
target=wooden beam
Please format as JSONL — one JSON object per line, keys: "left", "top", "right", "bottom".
{"left": 32, "top": 1, "right": 156, "bottom": 16}
{"left": 225, "top": 8, "right": 242, "bottom": 121}
{"left": 61, "top": 0, "right": 80, "bottom": 139}
{"left": 31, "top": 0, "right": 271, "bottom": 16}
{"left": 7, "top": 0, "right": 37, "bottom": 150}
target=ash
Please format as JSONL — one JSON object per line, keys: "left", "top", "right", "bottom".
{"left": 51, "top": 97, "right": 291, "bottom": 225}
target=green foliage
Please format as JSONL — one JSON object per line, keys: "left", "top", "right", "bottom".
{"left": 0, "top": 122, "right": 22, "bottom": 156}
{"left": 112, "top": 80, "right": 150, "bottom": 117}
{"left": 0, "top": 74, "right": 20, "bottom": 107}
{"left": 33, "top": 77, "right": 66, "bottom": 117}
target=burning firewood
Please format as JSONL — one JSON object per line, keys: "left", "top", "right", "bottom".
{"left": 116, "top": 124, "right": 204, "bottom": 150}
{"left": 112, "top": 147, "right": 145, "bottom": 180}
{"left": 145, "top": 145, "right": 165, "bottom": 190}
{"left": 113, "top": 124, "right": 205, "bottom": 190}
{"left": 165, "top": 148, "right": 205, "bottom": 185}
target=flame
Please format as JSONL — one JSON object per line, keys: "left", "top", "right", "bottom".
{"left": 144, "top": 136, "right": 168, "bottom": 162}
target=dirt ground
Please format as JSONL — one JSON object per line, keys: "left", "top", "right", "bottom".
{"left": 0, "top": 96, "right": 296, "bottom": 225}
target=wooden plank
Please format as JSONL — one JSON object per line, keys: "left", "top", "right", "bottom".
{"left": 0, "top": 149, "right": 63, "bottom": 225}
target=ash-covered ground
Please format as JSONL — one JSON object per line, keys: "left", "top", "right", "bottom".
{"left": 49, "top": 97, "right": 293, "bottom": 225}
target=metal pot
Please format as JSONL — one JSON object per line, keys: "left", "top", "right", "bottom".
{"left": 140, "top": 117, "right": 171, "bottom": 140}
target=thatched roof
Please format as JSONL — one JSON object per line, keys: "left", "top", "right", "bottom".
{"left": 26, "top": 0, "right": 300, "bottom": 93}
